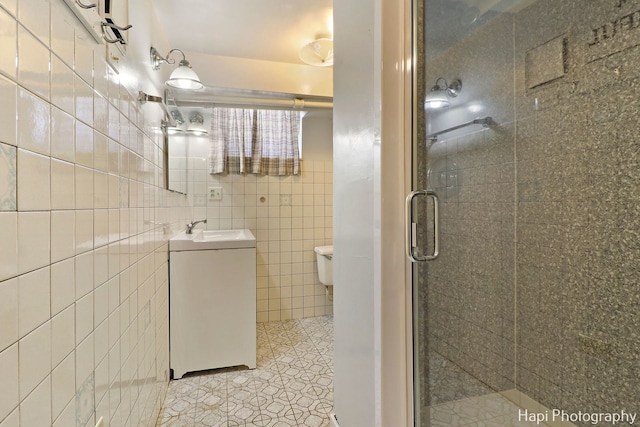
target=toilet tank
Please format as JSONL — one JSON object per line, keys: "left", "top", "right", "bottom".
{"left": 314, "top": 245, "right": 333, "bottom": 286}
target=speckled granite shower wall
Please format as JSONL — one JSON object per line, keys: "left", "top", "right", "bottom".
{"left": 419, "top": 0, "right": 640, "bottom": 421}
{"left": 514, "top": 0, "right": 640, "bottom": 419}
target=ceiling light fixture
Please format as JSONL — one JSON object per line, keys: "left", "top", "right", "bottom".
{"left": 187, "top": 112, "right": 208, "bottom": 136}
{"left": 150, "top": 46, "right": 204, "bottom": 90}
{"left": 299, "top": 37, "right": 334, "bottom": 67}
{"left": 424, "top": 78, "right": 462, "bottom": 109}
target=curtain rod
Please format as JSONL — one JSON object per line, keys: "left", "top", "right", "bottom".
{"left": 175, "top": 96, "right": 333, "bottom": 110}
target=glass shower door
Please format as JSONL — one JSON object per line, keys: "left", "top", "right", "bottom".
{"left": 411, "top": 0, "right": 640, "bottom": 426}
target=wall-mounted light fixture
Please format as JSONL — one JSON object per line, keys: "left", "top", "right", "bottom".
{"left": 187, "top": 112, "right": 208, "bottom": 136}
{"left": 150, "top": 46, "right": 204, "bottom": 90}
{"left": 299, "top": 37, "right": 334, "bottom": 67}
{"left": 424, "top": 78, "right": 462, "bottom": 109}
{"left": 166, "top": 109, "right": 186, "bottom": 135}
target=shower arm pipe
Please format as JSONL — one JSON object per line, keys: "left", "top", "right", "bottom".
{"left": 427, "top": 116, "right": 495, "bottom": 142}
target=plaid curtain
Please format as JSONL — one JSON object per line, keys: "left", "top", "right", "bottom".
{"left": 209, "top": 108, "right": 301, "bottom": 176}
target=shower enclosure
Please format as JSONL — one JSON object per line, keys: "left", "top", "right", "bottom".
{"left": 412, "top": 0, "right": 640, "bottom": 425}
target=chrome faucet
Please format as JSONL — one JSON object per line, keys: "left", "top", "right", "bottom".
{"left": 185, "top": 219, "right": 207, "bottom": 234}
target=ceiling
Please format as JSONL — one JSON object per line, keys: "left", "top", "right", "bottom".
{"left": 152, "top": 0, "right": 334, "bottom": 66}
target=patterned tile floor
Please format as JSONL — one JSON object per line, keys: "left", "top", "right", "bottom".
{"left": 156, "top": 316, "right": 334, "bottom": 427}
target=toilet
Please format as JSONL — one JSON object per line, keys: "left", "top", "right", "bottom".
{"left": 314, "top": 245, "right": 333, "bottom": 286}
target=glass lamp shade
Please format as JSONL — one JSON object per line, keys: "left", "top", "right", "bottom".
{"left": 187, "top": 126, "right": 208, "bottom": 136}
{"left": 300, "top": 38, "right": 334, "bottom": 67}
{"left": 166, "top": 60, "right": 204, "bottom": 90}
{"left": 166, "top": 126, "right": 185, "bottom": 135}
{"left": 187, "top": 113, "right": 208, "bottom": 136}
{"left": 424, "top": 90, "right": 450, "bottom": 109}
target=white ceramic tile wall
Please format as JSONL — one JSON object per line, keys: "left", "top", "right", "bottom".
{"left": 0, "top": 1, "right": 192, "bottom": 427}
{"left": 186, "top": 136, "right": 334, "bottom": 322}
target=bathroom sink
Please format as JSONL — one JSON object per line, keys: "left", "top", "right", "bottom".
{"left": 169, "top": 229, "right": 256, "bottom": 251}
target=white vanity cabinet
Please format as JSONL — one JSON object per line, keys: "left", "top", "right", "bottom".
{"left": 169, "top": 229, "right": 257, "bottom": 379}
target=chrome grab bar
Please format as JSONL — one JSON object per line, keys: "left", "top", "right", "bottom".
{"left": 427, "top": 116, "right": 495, "bottom": 142}
{"left": 405, "top": 190, "right": 440, "bottom": 262}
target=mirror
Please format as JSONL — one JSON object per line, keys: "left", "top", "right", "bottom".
{"left": 165, "top": 92, "right": 188, "bottom": 194}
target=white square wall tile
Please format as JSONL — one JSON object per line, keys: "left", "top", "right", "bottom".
{"left": 17, "top": 266, "right": 50, "bottom": 338}
{"left": 51, "top": 210, "right": 75, "bottom": 263}
{"left": 18, "top": 320, "right": 51, "bottom": 400}
{"left": 0, "top": 344, "right": 19, "bottom": 422}
{"left": 74, "top": 32, "right": 94, "bottom": 85}
{"left": 19, "top": 375, "right": 51, "bottom": 427}
{"left": 75, "top": 333, "right": 93, "bottom": 389}
{"left": 75, "top": 209, "right": 93, "bottom": 254}
{"left": 75, "top": 120, "right": 93, "bottom": 168}
{"left": 95, "top": 368, "right": 108, "bottom": 422}
{"left": 50, "top": 258, "right": 75, "bottom": 315}
{"left": 52, "top": 398, "right": 74, "bottom": 427}
{"left": 94, "top": 209, "right": 109, "bottom": 248}
{"left": 74, "top": 165, "right": 94, "bottom": 209}
{"left": 50, "top": 158, "right": 75, "bottom": 209}
{"left": 0, "top": 278, "right": 17, "bottom": 352}
{"left": 93, "top": 132, "right": 108, "bottom": 172}
{"left": 93, "top": 57, "right": 108, "bottom": 99}
{"left": 50, "top": 1, "right": 75, "bottom": 69}
{"left": 51, "top": 351, "right": 75, "bottom": 422}
{"left": 94, "top": 94, "right": 108, "bottom": 136}
{"left": 108, "top": 174, "right": 119, "bottom": 208}
{"left": 16, "top": 149, "right": 50, "bottom": 211}
{"left": 0, "top": 212, "right": 17, "bottom": 281}
{"left": 51, "top": 305, "right": 75, "bottom": 368}
{"left": 75, "top": 251, "right": 94, "bottom": 299}
{"left": 108, "top": 210, "right": 119, "bottom": 244}
{"left": 109, "top": 244, "right": 120, "bottom": 280}
{"left": 107, "top": 102, "right": 119, "bottom": 141}
{"left": 17, "top": 88, "right": 50, "bottom": 155}
{"left": 93, "top": 316, "right": 108, "bottom": 365}
{"left": 17, "top": 26, "right": 50, "bottom": 101}
{"left": 18, "top": 0, "right": 50, "bottom": 48}
{"left": 93, "top": 283, "right": 109, "bottom": 326}
{"left": 0, "top": 76, "right": 17, "bottom": 147}
{"left": 17, "top": 211, "right": 50, "bottom": 274}
{"left": 93, "top": 170, "right": 108, "bottom": 208}
{"left": 75, "top": 292, "right": 93, "bottom": 345}
{"left": 0, "top": 8, "right": 17, "bottom": 79}
{"left": 74, "top": 74, "right": 93, "bottom": 126}
{"left": 50, "top": 106, "right": 75, "bottom": 162}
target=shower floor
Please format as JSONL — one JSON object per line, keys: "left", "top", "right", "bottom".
{"left": 430, "top": 392, "right": 548, "bottom": 427}
{"left": 430, "top": 390, "right": 580, "bottom": 427}
{"left": 428, "top": 352, "right": 494, "bottom": 405}
{"left": 428, "top": 354, "right": 575, "bottom": 427}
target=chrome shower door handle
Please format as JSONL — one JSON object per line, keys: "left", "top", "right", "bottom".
{"left": 405, "top": 190, "right": 440, "bottom": 262}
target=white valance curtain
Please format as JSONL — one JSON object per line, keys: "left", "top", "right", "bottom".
{"left": 209, "top": 108, "right": 301, "bottom": 176}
